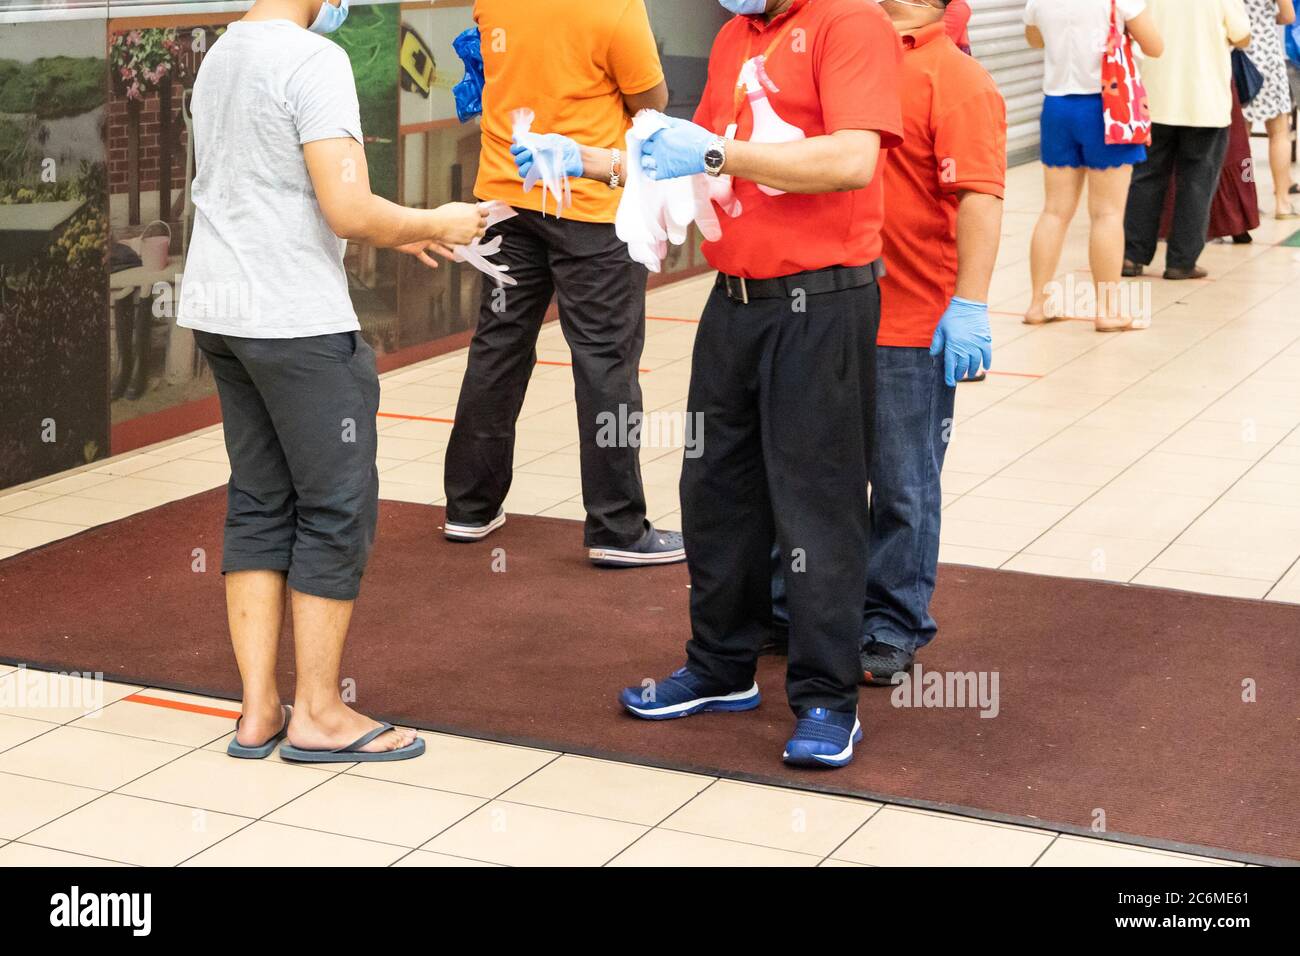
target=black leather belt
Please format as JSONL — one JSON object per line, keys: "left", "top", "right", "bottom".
{"left": 717, "top": 259, "right": 886, "bottom": 304}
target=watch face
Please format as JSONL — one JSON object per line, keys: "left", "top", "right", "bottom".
{"left": 705, "top": 147, "right": 724, "bottom": 169}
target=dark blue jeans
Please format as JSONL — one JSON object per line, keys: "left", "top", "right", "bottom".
{"left": 773, "top": 346, "right": 954, "bottom": 654}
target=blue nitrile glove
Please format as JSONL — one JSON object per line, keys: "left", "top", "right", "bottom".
{"left": 510, "top": 133, "right": 584, "bottom": 181}
{"left": 640, "top": 119, "right": 715, "bottom": 180}
{"left": 930, "top": 296, "right": 993, "bottom": 387}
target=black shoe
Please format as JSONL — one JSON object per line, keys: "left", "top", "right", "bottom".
{"left": 589, "top": 525, "right": 685, "bottom": 567}
{"left": 860, "top": 641, "right": 914, "bottom": 686}
{"left": 1121, "top": 260, "right": 1144, "bottom": 278}
{"left": 1163, "top": 265, "right": 1208, "bottom": 281}
{"left": 1231, "top": 232, "right": 1253, "bottom": 245}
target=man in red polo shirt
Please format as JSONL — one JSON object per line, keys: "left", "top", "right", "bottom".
{"left": 858, "top": 0, "right": 1005, "bottom": 683}
{"left": 607, "top": 0, "right": 903, "bottom": 768}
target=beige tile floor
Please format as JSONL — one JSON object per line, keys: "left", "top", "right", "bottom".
{"left": 2, "top": 150, "right": 1297, "bottom": 865}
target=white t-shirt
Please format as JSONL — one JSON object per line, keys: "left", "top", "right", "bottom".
{"left": 1025, "top": 0, "right": 1148, "bottom": 96}
{"left": 178, "top": 19, "right": 363, "bottom": 338}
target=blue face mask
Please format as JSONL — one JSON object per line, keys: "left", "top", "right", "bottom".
{"left": 719, "top": 0, "right": 768, "bottom": 15}
{"left": 309, "top": 0, "right": 349, "bottom": 35}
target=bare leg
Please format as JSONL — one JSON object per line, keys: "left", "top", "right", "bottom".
{"left": 1266, "top": 114, "right": 1296, "bottom": 215}
{"left": 285, "top": 589, "right": 415, "bottom": 753}
{"left": 227, "top": 570, "right": 288, "bottom": 746}
{"left": 1026, "top": 165, "right": 1086, "bottom": 323}
{"left": 1087, "top": 164, "right": 1146, "bottom": 331}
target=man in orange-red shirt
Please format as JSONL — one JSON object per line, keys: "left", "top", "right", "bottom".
{"left": 856, "top": 0, "right": 1006, "bottom": 683}
{"left": 441, "top": 1, "right": 679, "bottom": 568}
{"left": 598, "top": 0, "right": 903, "bottom": 767}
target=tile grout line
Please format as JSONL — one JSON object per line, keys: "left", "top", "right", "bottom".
{"left": 974, "top": 291, "right": 1300, "bottom": 576}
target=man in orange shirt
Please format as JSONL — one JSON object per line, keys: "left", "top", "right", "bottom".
{"left": 439, "top": 1, "right": 681, "bottom": 567}
{"left": 856, "top": 0, "right": 1005, "bottom": 682}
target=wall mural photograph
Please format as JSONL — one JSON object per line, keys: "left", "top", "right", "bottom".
{"left": 0, "top": 13, "right": 109, "bottom": 490}
{"left": 0, "top": 0, "right": 712, "bottom": 494}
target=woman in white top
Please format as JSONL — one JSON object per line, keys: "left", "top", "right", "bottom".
{"left": 1024, "top": 0, "right": 1164, "bottom": 331}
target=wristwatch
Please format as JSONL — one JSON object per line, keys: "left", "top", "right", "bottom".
{"left": 703, "top": 138, "right": 727, "bottom": 177}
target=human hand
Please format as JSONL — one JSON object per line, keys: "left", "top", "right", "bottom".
{"left": 640, "top": 120, "right": 715, "bottom": 180}
{"left": 395, "top": 238, "right": 457, "bottom": 269}
{"left": 510, "top": 132, "right": 584, "bottom": 180}
{"left": 430, "top": 201, "right": 489, "bottom": 246}
{"left": 930, "top": 296, "right": 993, "bottom": 386}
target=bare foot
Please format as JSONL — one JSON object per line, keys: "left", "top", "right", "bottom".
{"left": 235, "top": 700, "right": 287, "bottom": 747}
{"left": 1095, "top": 314, "right": 1150, "bottom": 333}
{"left": 1024, "top": 300, "right": 1061, "bottom": 325}
{"left": 287, "top": 702, "right": 417, "bottom": 754}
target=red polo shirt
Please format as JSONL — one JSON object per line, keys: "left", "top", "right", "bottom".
{"left": 878, "top": 22, "right": 1006, "bottom": 347}
{"left": 692, "top": 0, "right": 903, "bottom": 279}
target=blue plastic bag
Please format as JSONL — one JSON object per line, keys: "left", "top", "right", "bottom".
{"left": 452, "top": 27, "right": 484, "bottom": 123}
{"left": 1286, "top": 22, "right": 1300, "bottom": 68}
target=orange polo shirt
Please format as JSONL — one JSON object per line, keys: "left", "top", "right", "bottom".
{"left": 473, "top": 0, "right": 663, "bottom": 223}
{"left": 878, "top": 22, "right": 1006, "bottom": 347}
{"left": 692, "top": 0, "right": 903, "bottom": 279}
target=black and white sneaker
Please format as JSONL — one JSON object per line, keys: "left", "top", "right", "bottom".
{"left": 444, "top": 508, "right": 506, "bottom": 542}
{"left": 589, "top": 526, "right": 686, "bottom": 568}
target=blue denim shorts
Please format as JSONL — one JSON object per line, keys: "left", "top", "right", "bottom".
{"left": 1040, "top": 93, "right": 1147, "bottom": 169}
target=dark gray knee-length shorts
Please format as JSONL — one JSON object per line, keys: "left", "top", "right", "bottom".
{"left": 194, "top": 330, "right": 380, "bottom": 601}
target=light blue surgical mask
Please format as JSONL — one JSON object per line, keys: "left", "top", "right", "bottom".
{"left": 309, "top": 0, "right": 349, "bottom": 35}
{"left": 719, "top": 0, "right": 769, "bottom": 15}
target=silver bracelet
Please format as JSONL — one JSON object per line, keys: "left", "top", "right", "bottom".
{"left": 609, "top": 147, "right": 621, "bottom": 189}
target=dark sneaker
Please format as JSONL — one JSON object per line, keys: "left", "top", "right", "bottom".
{"left": 589, "top": 526, "right": 685, "bottom": 567}
{"left": 860, "top": 641, "right": 914, "bottom": 686}
{"left": 783, "top": 707, "right": 862, "bottom": 768}
{"left": 444, "top": 507, "right": 506, "bottom": 542}
{"left": 1122, "top": 260, "right": 1144, "bottom": 278}
{"left": 618, "top": 666, "right": 760, "bottom": 719}
{"left": 1163, "top": 265, "right": 1208, "bottom": 280}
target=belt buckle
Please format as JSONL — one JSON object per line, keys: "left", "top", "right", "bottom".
{"left": 726, "top": 274, "right": 749, "bottom": 305}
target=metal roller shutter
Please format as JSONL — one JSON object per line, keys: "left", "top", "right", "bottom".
{"left": 968, "top": 0, "right": 1044, "bottom": 166}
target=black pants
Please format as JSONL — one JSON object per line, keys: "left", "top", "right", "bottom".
{"left": 195, "top": 330, "right": 380, "bottom": 601}
{"left": 682, "top": 277, "right": 879, "bottom": 714}
{"left": 1124, "top": 123, "right": 1231, "bottom": 272}
{"left": 444, "top": 209, "right": 650, "bottom": 548}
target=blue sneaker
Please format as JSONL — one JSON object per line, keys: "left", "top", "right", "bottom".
{"left": 619, "top": 666, "right": 760, "bottom": 719}
{"left": 782, "top": 707, "right": 862, "bottom": 768}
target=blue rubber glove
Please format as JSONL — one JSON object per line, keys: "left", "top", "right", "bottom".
{"left": 640, "top": 119, "right": 715, "bottom": 180}
{"left": 510, "top": 133, "right": 583, "bottom": 181}
{"left": 930, "top": 296, "right": 993, "bottom": 386}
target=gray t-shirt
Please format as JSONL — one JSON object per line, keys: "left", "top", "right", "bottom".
{"left": 177, "top": 19, "right": 363, "bottom": 338}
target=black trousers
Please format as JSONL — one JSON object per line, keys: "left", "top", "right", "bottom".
{"left": 195, "top": 330, "right": 380, "bottom": 601}
{"left": 682, "top": 277, "right": 879, "bottom": 714}
{"left": 444, "top": 209, "right": 650, "bottom": 548}
{"left": 1124, "top": 123, "right": 1231, "bottom": 272}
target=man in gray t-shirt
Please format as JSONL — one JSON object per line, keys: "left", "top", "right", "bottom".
{"left": 180, "top": 0, "right": 487, "bottom": 765}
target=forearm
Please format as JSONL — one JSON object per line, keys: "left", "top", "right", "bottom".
{"left": 721, "top": 131, "right": 880, "bottom": 194}
{"left": 340, "top": 195, "right": 443, "bottom": 248}
{"left": 578, "top": 145, "right": 624, "bottom": 187}
{"left": 953, "top": 191, "right": 1003, "bottom": 302}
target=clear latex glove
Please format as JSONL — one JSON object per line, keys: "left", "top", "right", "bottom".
{"left": 510, "top": 108, "right": 572, "bottom": 217}
{"left": 453, "top": 201, "right": 518, "bottom": 287}
{"left": 929, "top": 296, "right": 993, "bottom": 386}
{"left": 639, "top": 119, "right": 714, "bottom": 181}
{"left": 619, "top": 110, "right": 736, "bottom": 271}
{"left": 510, "top": 134, "right": 583, "bottom": 181}
{"left": 618, "top": 111, "right": 670, "bottom": 271}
